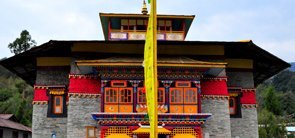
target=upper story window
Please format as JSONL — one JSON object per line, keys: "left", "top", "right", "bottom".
{"left": 137, "top": 87, "right": 165, "bottom": 104}
{"left": 121, "top": 19, "right": 147, "bottom": 31}
{"left": 169, "top": 81, "right": 198, "bottom": 113}
{"left": 158, "top": 20, "right": 172, "bottom": 32}
{"left": 47, "top": 87, "right": 67, "bottom": 117}
{"left": 103, "top": 80, "right": 199, "bottom": 113}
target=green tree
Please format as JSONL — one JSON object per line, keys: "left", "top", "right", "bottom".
{"left": 264, "top": 86, "right": 282, "bottom": 115}
{"left": 258, "top": 109, "right": 287, "bottom": 138}
{"left": 8, "top": 30, "right": 36, "bottom": 55}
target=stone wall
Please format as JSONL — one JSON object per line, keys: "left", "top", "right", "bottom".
{"left": 230, "top": 108, "right": 258, "bottom": 138}
{"left": 36, "top": 67, "right": 69, "bottom": 85}
{"left": 202, "top": 99, "right": 231, "bottom": 138}
{"left": 227, "top": 72, "right": 254, "bottom": 88}
{"left": 227, "top": 71, "right": 258, "bottom": 138}
{"left": 32, "top": 67, "right": 69, "bottom": 138}
{"left": 67, "top": 96, "right": 101, "bottom": 138}
{"left": 32, "top": 104, "right": 67, "bottom": 138}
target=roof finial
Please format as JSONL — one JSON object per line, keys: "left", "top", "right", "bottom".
{"left": 142, "top": 0, "right": 148, "bottom": 15}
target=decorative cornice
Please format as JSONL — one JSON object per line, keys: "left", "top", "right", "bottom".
{"left": 69, "top": 74, "right": 98, "bottom": 79}
{"left": 202, "top": 77, "right": 228, "bottom": 81}
{"left": 241, "top": 104, "right": 257, "bottom": 108}
{"left": 68, "top": 93, "right": 101, "bottom": 98}
{"left": 34, "top": 85, "right": 48, "bottom": 89}
{"left": 32, "top": 101, "right": 48, "bottom": 105}
{"left": 201, "top": 95, "right": 229, "bottom": 100}
{"left": 241, "top": 88, "right": 256, "bottom": 92}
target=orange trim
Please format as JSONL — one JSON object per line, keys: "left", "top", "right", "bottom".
{"left": 111, "top": 80, "right": 127, "bottom": 87}
{"left": 53, "top": 96, "right": 63, "bottom": 114}
{"left": 175, "top": 81, "right": 191, "bottom": 87}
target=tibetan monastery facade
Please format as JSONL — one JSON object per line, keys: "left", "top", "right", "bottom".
{"left": 0, "top": 12, "right": 290, "bottom": 138}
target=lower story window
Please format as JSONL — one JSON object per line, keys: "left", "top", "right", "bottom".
{"left": 86, "top": 126, "right": 96, "bottom": 138}
{"left": 229, "top": 97, "right": 237, "bottom": 115}
{"left": 228, "top": 95, "right": 242, "bottom": 118}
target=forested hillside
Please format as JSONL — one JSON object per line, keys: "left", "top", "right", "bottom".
{"left": 0, "top": 65, "right": 33, "bottom": 126}
{"left": 256, "top": 69, "right": 295, "bottom": 137}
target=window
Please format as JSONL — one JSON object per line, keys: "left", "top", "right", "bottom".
{"left": 86, "top": 126, "right": 96, "bottom": 138}
{"left": 121, "top": 19, "right": 147, "bottom": 31}
{"left": 228, "top": 95, "right": 242, "bottom": 118}
{"left": 119, "top": 88, "right": 132, "bottom": 103}
{"left": 47, "top": 88, "right": 67, "bottom": 117}
{"left": 184, "top": 88, "right": 197, "bottom": 104}
{"left": 170, "top": 88, "right": 183, "bottom": 104}
{"left": 105, "top": 88, "right": 118, "bottom": 103}
{"left": 137, "top": 88, "right": 165, "bottom": 104}
{"left": 23, "top": 133, "right": 28, "bottom": 138}
{"left": 53, "top": 96, "right": 63, "bottom": 114}
{"left": 169, "top": 87, "right": 198, "bottom": 113}
{"left": 12, "top": 131, "right": 18, "bottom": 138}
{"left": 104, "top": 87, "right": 133, "bottom": 113}
{"left": 137, "top": 88, "right": 146, "bottom": 103}
{"left": 158, "top": 20, "right": 172, "bottom": 32}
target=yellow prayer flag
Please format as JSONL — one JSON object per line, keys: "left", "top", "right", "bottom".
{"left": 144, "top": 0, "right": 158, "bottom": 138}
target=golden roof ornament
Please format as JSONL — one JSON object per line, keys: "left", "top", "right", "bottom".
{"left": 142, "top": 0, "right": 148, "bottom": 15}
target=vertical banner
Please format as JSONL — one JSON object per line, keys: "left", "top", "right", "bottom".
{"left": 144, "top": 0, "right": 158, "bottom": 138}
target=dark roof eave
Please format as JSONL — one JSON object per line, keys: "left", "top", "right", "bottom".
{"left": 0, "top": 40, "right": 290, "bottom": 86}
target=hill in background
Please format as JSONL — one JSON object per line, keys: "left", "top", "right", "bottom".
{"left": 289, "top": 62, "right": 295, "bottom": 71}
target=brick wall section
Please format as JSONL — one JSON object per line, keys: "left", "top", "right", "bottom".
{"left": 32, "top": 104, "right": 67, "bottom": 138}
{"left": 202, "top": 99, "right": 231, "bottom": 138}
{"left": 67, "top": 96, "right": 101, "bottom": 138}
{"left": 230, "top": 108, "right": 258, "bottom": 138}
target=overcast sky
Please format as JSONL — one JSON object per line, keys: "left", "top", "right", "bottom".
{"left": 0, "top": 0, "right": 294, "bottom": 62}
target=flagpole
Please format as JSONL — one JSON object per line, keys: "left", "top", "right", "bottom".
{"left": 151, "top": 0, "right": 158, "bottom": 138}
{"left": 144, "top": 0, "right": 158, "bottom": 138}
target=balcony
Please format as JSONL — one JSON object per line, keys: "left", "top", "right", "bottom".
{"left": 109, "top": 30, "right": 184, "bottom": 41}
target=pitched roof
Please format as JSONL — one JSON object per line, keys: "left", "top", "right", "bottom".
{"left": 0, "top": 114, "right": 31, "bottom": 132}
{"left": 0, "top": 114, "right": 14, "bottom": 120}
